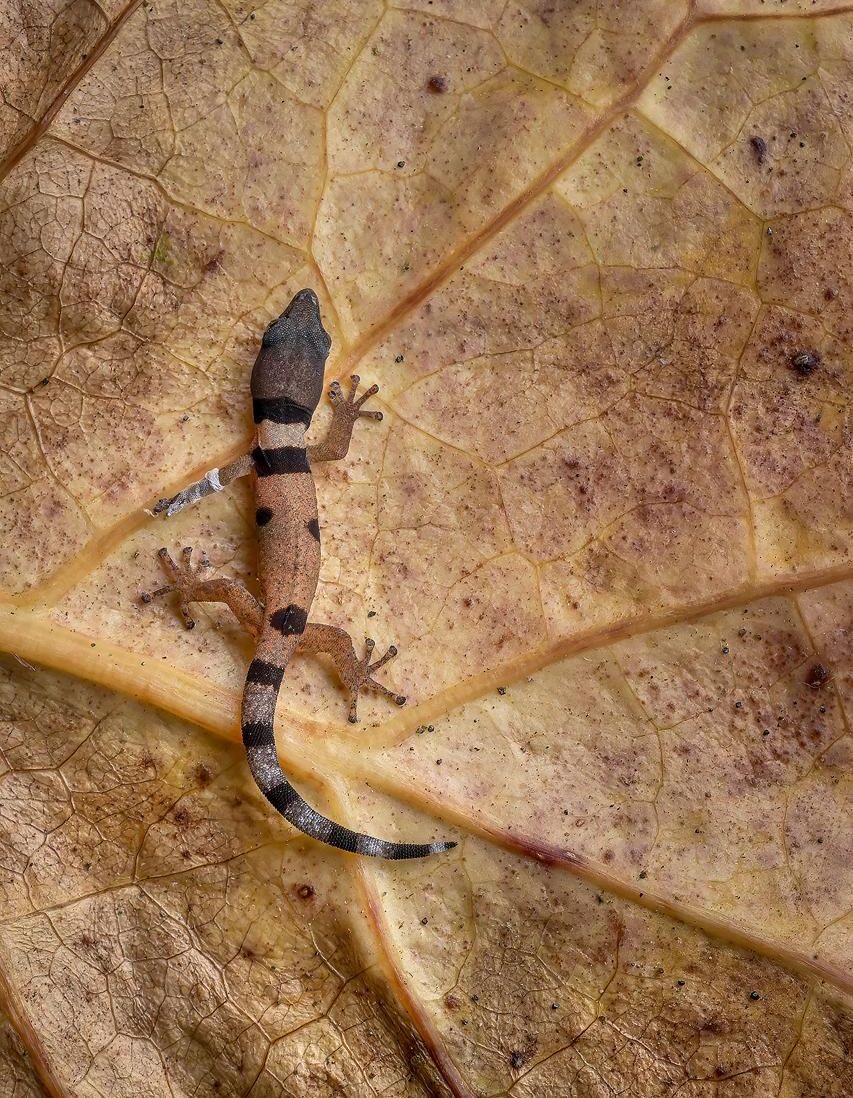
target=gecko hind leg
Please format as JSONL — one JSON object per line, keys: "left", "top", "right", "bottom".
{"left": 140, "top": 546, "right": 264, "bottom": 635}
{"left": 299, "top": 624, "right": 406, "bottom": 724}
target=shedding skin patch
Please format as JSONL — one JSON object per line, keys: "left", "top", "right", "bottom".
{"left": 269, "top": 605, "right": 309, "bottom": 636}
{"left": 256, "top": 507, "right": 274, "bottom": 527}
{"left": 246, "top": 742, "right": 285, "bottom": 789}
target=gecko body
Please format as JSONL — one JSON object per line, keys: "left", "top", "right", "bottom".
{"left": 144, "top": 289, "right": 455, "bottom": 859}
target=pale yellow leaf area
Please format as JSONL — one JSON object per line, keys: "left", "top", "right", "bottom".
{"left": 0, "top": 0, "right": 851, "bottom": 1094}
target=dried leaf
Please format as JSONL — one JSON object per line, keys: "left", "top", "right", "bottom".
{"left": 0, "top": 1, "right": 850, "bottom": 1094}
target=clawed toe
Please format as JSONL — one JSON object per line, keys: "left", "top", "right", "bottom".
{"left": 368, "top": 643, "right": 398, "bottom": 674}
{"left": 327, "top": 376, "right": 382, "bottom": 421}
{"left": 139, "top": 584, "right": 172, "bottom": 605}
{"left": 346, "top": 638, "right": 406, "bottom": 723}
{"left": 354, "top": 383, "right": 379, "bottom": 408}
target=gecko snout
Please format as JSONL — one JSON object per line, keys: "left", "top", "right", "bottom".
{"left": 252, "top": 288, "right": 332, "bottom": 411}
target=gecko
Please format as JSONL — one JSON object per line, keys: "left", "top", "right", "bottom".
{"left": 141, "top": 289, "right": 455, "bottom": 859}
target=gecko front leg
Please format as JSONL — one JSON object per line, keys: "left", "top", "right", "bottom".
{"left": 308, "top": 375, "right": 383, "bottom": 463}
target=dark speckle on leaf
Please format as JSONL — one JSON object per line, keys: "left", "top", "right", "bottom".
{"left": 790, "top": 350, "right": 820, "bottom": 376}
{"left": 749, "top": 135, "right": 767, "bottom": 164}
{"left": 805, "top": 663, "right": 830, "bottom": 689}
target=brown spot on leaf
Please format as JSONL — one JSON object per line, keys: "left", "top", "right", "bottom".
{"left": 805, "top": 663, "right": 830, "bottom": 688}
{"left": 790, "top": 350, "right": 821, "bottom": 376}
{"left": 509, "top": 1039, "right": 537, "bottom": 1071}
{"left": 749, "top": 135, "right": 767, "bottom": 165}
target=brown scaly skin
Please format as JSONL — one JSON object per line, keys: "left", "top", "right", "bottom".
{"left": 142, "top": 289, "right": 456, "bottom": 859}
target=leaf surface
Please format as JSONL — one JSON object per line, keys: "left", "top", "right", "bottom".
{"left": 0, "top": 1, "right": 851, "bottom": 1094}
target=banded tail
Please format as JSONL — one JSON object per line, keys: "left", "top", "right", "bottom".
{"left": 241, "top": 655, "right": 456, "bottom": 859}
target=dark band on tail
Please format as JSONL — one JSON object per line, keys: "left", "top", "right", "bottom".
{"left": 247, "top": 659, "right": 285, "bottom": 688}
{"left": 241, "top": 672, "right": 455, "bottom": 860}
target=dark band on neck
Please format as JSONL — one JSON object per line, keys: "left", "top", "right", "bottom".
{"left": 252, "top": 446, "right": 310, "bottom": 476}
{"left": 252, "top": 397, "right": 312, "bottom": 426}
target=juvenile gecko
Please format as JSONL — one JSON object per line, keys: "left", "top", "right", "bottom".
{"left": 142, "top": 289, "right": 455, "bottom": 859}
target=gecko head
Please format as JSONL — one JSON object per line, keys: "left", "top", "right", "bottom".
{"left": 251, "top": 288, "right": 331, "bottom": 414}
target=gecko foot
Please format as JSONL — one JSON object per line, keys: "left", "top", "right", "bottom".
{"left": 139, "top": 546, "right": 213, "bottom": 629}
{"left": 346, "top": 637, "right": 406, "bottom": 724}
{"left": 329, "top": 374, "right": 383, "bottom": 423}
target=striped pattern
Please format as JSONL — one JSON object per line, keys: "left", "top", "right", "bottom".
{"left": 244, "top": 337, "right": 455, "bottom": 859}
{"left": 252, "top": 446, "right": 311, "bottom": 476}
{"left": 253, "top": 397, "right": 312, "bottom": 425}
{"left": 246, "top": 658, "right": 284, "bottom": 689}
{"left": 241, "top": 672, "right": 455, "bottom": 858}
